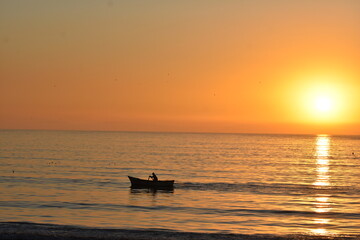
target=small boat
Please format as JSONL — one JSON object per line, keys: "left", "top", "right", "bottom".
{"left": 128, "top": 176, "right": 174, "bottom": 189}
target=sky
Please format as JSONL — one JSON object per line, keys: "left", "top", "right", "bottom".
{"left": 1, "top": 0, "right": 360, "bottom": 135}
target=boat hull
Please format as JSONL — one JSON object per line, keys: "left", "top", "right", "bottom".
{"left": 128, "top": 176, "right": 174, "bottom": 189}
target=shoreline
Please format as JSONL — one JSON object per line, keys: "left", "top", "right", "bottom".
{"left": 0, "top": 222, "right": 358, "bottom": 240}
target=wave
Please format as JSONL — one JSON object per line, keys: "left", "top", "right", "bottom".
{"left": 0, "top": 176, "right": 125, "bottom": 189}
{"left": 125, "top": 204, "right": 360, "bottom": 220}
{"left": 175, "top": 181, "right": 360, "bottom": 196}
{"left": 0, "top": 222, "right": 358, "bottom": 240}
{"left": 4, "top": 174, "right": 360, "bottom": 196}
{"left": 3, "top": 199, "right": 360, "bottom": 220}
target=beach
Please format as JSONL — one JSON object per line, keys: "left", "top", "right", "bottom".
{"left": 1, "top": 222, "right": 358, "bottom": 240}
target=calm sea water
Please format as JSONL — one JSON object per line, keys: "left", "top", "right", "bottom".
{"left": 1, "top": 130, "right": 360, "bottom": 237}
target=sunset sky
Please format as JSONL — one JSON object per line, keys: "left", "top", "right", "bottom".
{"left": 1, "top": 1, "right": 359, "bottom": 135}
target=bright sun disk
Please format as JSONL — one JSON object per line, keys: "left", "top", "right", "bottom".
{"left": 292, "top": 73, "right": 354, "bottom": 124}
{"left": 315, "top": 96, "right": 332, "bottom": 112}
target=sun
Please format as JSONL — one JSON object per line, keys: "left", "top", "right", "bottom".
{"left": 283, "top": 69, "right": 358, "bottom": 128}
{"left": 314, "top": 96, "right": 333, "bottom": 113}
{"left": 292, "top": 73, "right": 353, "bottom": 124}
{"left": 305, "top": 87, "right": 340, "bottom": 122}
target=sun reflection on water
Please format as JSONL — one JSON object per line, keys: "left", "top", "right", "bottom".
{"left": 310, "top": 135, "right": 332, "bottom": 235}
{"left": 314, "top": 135, "right": 330, "bottom": 187}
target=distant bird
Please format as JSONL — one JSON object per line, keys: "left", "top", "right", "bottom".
{"left": 12, "top": 170, "right": 14, "bottom": 173}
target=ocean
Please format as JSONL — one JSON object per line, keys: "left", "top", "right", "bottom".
{"left": 1, "top": 130, "right": 360, "bottom": 239}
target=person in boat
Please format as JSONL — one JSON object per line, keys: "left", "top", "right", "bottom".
{"left": 149, "top": 172, "right": 158, "bottom": 182}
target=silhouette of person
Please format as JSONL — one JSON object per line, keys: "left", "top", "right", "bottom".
{"left": 149, "top": 172, "right": 158, "bottom": 182}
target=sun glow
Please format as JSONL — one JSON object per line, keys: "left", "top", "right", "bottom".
{"left": 302, "top": 85, "right": 342, "bottom": 123}
{"left": 315, "top": 96, "right": 332, "bottom": 113}
{"left": 289, "top": 72, "right": 356, "bottom": 125}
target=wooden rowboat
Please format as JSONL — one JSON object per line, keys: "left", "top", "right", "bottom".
{"left": 128, "top": 176, "right": 174, "bottom": 189}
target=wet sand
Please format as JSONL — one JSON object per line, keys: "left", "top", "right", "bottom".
{"left": 0, "top": 222, "right": 357, "bottom": 240}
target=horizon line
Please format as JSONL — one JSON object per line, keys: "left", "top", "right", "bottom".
{"left": 1, "top": 128, "right": 357, "bottom": 137}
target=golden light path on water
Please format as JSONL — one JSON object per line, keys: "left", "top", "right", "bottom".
{"left": 311, "top": 135, "right": 332, "bottom": 235}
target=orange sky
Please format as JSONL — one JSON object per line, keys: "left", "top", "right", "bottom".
{"left": 1, "top": 1, "right": 360, "bottom": 135}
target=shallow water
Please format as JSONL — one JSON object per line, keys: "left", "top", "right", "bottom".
{"left": 1, "top": 130, "right": 360, "bottom": 236}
